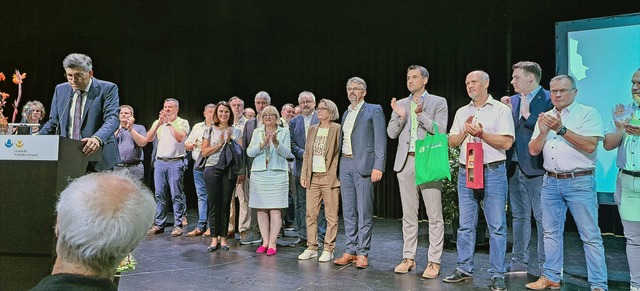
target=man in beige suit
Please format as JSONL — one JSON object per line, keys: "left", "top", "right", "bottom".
{"left": 387, "top": 65, "right": 448, "bottom": 279}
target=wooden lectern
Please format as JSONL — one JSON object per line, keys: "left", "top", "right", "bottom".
{"left": 0, "top": 135, "right": 101, "bottom": 290}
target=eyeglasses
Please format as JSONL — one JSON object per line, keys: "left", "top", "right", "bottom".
{"left": 31, "top": 109, "right": 42, "bottom": 113}
{"left": 299, "top": 100, "right": 314, "bottom": 105}
{"left": 550, "top": 88, "right": 575, "bottom": 95}
{"left": 316, "top": 107, "right": 329, "bottom": 112}
{"left": 262, "top": 114, "right": 276, "bottom": 119}
{"left": 64, "top": 72, "right": 88, "bottom": 81}
{"left": 346, "top": 87, "right": 364, "bottom": 92}
{"left": 255, "top": 101, "right": 269, "bottom": 105}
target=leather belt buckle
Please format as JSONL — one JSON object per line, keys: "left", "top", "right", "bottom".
{"left": 342, "top": 154, "right": 353, "bottom": 159}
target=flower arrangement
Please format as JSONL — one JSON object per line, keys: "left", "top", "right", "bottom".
{"left": 0, "top": 70, "right": 27, "bottom": 130}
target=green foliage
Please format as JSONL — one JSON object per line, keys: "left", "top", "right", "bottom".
{"left": 442, "top": 146, "right": 460, "bottom": 225}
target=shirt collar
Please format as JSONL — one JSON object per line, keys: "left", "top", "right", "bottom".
{"left": 468, "top": 94, "right": 497, "bottom": 108}
{"left": 82, "top": 78, "right": 92, "bottom": 93}
{"left": 348, "top": 100, "right": 365, "bottom": 111}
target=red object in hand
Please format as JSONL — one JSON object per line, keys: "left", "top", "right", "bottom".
{"left": 466, "top": 142, "right": 484, "bottom": 189}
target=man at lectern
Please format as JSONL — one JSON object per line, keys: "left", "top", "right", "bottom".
{"left": 40, "top": 53, "right": 120, "bottom": 172}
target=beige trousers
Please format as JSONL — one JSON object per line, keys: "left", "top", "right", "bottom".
{"left": 397, "top": 155, "right": 444, "bottom": 263}
{"left": 306, "top": 172, "right": 340, "bottom": 252}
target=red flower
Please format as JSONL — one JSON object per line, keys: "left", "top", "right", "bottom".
{"left": 0, "top": 72, "right": 5, "bottom": 81}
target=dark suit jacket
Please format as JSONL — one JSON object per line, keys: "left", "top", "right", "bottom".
{"left": 242, "top": 117, "right": 258, "bottom": 176}
{"left": 341, "top": 102, "right": 387, "bottom": 176}
{"left": 40, "top": 77, "right": 120, "bottom": 171}
{"left": 505, "top": 88, "right": 553, "bottom": 176}
{"left": 289, "top": 111, "right": 319, "bottom": 177}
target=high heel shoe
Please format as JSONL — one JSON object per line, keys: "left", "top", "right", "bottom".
{"left": 220, "top": 245, "right": 230, "bottom": 251}
{"left": 207, "top": 242, "right": 219, "bottom": 252}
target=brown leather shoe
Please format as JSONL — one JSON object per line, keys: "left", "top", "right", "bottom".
{"left": 394, "top": 258, "right": 416, "bottom": 273}
{"left": 185, "top": 227, "right": 204, "bottom": 237}
{"left": 355, "top": 255, "right": 368, "bottom": 269}
{"left": 146, "top": 225, "right": 164, "bottom": 235}
{"left": 202, "top": 228, "right": 211, "bottom": 237}
{"left": 422, "top": 262, "right": 440, "bottom": 279}
{"left": 525, "top": 275, "right": 561, "bottom": 290}
{"left": 227, "top": 230, "right": 235, "bottom": 238}
{"left": 170, "top": 226, "right": 183, "bottom": 237}
{"left": 333, "top": 253, "right": 357, "bottom": 265}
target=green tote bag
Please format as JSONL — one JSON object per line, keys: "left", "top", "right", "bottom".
{"left": 414, "top": 124, "right": 451, "bottom": 184}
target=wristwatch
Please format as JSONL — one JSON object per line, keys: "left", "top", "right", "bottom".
{"left": 557, "top": 126, "right": 567, "bottom": 136}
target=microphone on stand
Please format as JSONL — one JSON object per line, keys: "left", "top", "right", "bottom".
{"left": 55, "top": 94, "right": 73, "bottom": 136}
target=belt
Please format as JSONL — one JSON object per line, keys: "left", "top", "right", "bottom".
{"left": 484, "top": 160, "right": 504, "bottom": 169}
{"left": 546, "top": 170, "right": 593, "bottom": 179}
{"left": 116, "top": 161, "right": 141, "bottom": 167}
{"left": 407, "top": 152, "right": 415, "bottom": 157}
{"left": 342, "top": 154, "right": 353, "bottom": 159}
{"left": 621, "top": 169, "right": 640, "bottom": 178}
{"left": 157, "top": 157, "right": 183, "bottom": 162}
{"left": 459, "top": 160, "right": 505, "bottom": 169}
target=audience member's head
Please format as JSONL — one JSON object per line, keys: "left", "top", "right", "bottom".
{"left": 53, "top": 171, "right": 155, "bottom": 278}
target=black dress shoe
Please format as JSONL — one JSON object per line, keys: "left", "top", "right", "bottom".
{"left": 443, "top": 269, "right": 473, "bottom": 283}
{"left": 220, "top": 245, "right": 230, "bottom": 251}
{"left": 207, "top": 244, "right": 219, "bottom": 252}
{"left": 490, "top": 277, "right": 507, "bottom": 291}
{"left": 289, "top": 238, "right": 307, "bottom": 247}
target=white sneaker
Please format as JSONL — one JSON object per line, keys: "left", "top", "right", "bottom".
{"left": 298, "top": 249, "right": 318, "bottom": 260}
{"left": 318, "top": 250, "right": 334, "bottom": 262}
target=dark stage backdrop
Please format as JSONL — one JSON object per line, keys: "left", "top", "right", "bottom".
{"left": 1, "top": 1, "right": 637, "bottom": 218}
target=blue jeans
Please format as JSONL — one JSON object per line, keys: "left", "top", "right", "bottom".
{"left": 193, "top": 167, "right": 208, "bottom": 230}
{"left": 294, "top": 175, "right": 326, "bottom": 241}
{"left": 153, "top": 160, "right": 186, "bottom": 227}
{"left": 508, "top": 163, "right": 544, "bottom": 271}
{"left": 456, "top": 164, "right": 508, "bottom": 279}
{"left": 541, "top": 174, "right": 607, "bottom": 290}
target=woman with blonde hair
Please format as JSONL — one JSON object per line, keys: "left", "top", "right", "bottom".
{"left": 247, "top": 105, "right": 291, "bottom": 255}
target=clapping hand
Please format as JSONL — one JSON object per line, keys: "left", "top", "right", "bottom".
{"left": 500, "top": 96, "right": 513, "bottom": 111}
{"left": 390, "top": 98, "right": 406, "bottom": 119}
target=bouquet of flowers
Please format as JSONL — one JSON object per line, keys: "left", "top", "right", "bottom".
{"left": 0, "top": 70, "right": 27, "bottom": 130}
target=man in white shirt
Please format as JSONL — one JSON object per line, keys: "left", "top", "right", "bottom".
{"left": 526, "top": 75, "right": 607, "bottom": 291}
{"left": 445, "top": 70, "right": 514, "bottom": 291}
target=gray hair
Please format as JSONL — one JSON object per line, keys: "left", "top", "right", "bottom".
{"left": 164, "top": 98, "right": 180, "bottom": 108}
{"left": 297, "top": 91, "right": 316, "bottom": 104}
{"left": 22, "top": 100, "right": 46, "bottom": 121}
{"left": 55, "top": 171, "right": 155, "bottom": 278}
{"left": 281, "top": 103, "right": 295, "bottom": 112}
{"left": 63, "top": 53, "right": 93, "bottom": 72}
{"left": 319, "top": 98, "right": 340, "bottom": 121}
{"left": 513, "top": 61, "right": 542, "bottom": 83}
{"left": 255, "top": 91, "right": 271, "bottom": 104}
{"left": 204, "top": 103, "right": 216, "bottom": 111}
{"left": 469, "top": 70, "right": 490, "bottom": 81}
{"left": 119, "top": 105, "right": 134, "bottom": 116}
{"left": 550, "top": 75, "right": 577, "bottom": 89}
{"left": 408, "top": 65, "right": 429, "bottom": 78}
{"left": 347, "top": 77, "right": 367, "bottom": 90}
{"left": 228, "top": 96, "right": 245, "bottom": 108}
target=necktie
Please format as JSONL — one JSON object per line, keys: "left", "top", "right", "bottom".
{"left": 72, "top": 90, "right": 83, "bottom": 140}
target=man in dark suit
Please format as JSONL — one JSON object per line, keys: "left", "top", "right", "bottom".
{"left": 500, "top": 61, "right": 553, "bottom": 276}
{"left": 40, "top": 53, "right": 120, "bottom": 172}
{"left": 387, "top": 65, "right": 448, "bottom": 278}
{"left": 333, "top": 77, "right": 386, "bottom": 269}
{"left": 289, "top": 91, "right": 326, "bottom": 246}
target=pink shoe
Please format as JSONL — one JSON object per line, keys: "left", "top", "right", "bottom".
{"left": 256, "top": 245, "right": 267, "bottom": 253}
{"left": 266, "top": 248, "right": 277, "bottom": 256}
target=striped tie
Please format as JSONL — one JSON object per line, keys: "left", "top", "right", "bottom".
{"left": 71, "top": 90, "right": 83, "bottom": 140}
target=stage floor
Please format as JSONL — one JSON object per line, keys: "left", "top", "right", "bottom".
{"left": 119, "top": 213, "right": 631, "bottom": 290}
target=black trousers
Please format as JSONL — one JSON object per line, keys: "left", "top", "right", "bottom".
{"left": 204, "top": 166, "right": 237, "bottom": 237}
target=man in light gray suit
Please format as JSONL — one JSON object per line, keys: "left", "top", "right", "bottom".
{"left": 387, "top": 65, "right": 448, "bottom": 279}
{"left": 333, "top": 77, "right": 387, "bottom": 269}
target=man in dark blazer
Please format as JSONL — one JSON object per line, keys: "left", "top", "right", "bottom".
{"left": 333, "top": 77, "right": 386, "bottom": 269}
{"left": 387, "top": 65, "right": 448, "bottom": 279}
{"left": 500, "top": 61, "right": 553, "bottom": 276}
{"left": 40, "top": 53, "right": 120, "bottom": 172}
{"left": 289, "top": 91, "right": 326, "bottom": 246}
